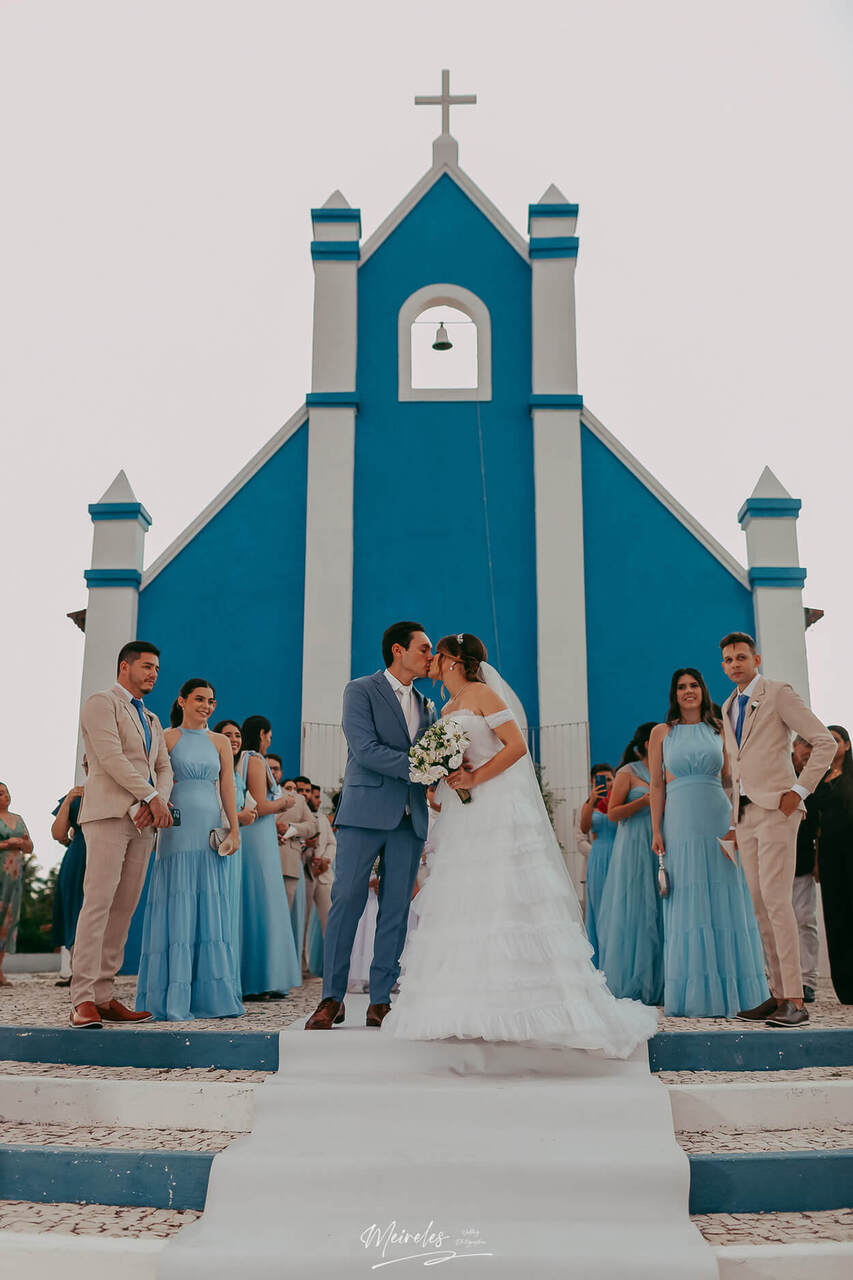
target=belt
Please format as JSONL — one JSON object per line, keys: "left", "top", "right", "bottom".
{"left": 738, "top": 795, "right": 752, "bottom": 818}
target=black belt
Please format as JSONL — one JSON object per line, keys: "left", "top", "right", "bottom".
{"left": 738, "top": 795, "right": 752, "bottom": 818}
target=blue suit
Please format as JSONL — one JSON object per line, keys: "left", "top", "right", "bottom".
{"left": 322, "top": 671, "right": 437, "bottom": 1003}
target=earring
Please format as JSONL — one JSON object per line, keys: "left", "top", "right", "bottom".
{"left": 449, "top": 661, "right": 457, "bottom": 671}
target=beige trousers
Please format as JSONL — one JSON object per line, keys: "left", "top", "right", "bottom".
{"left": 303, "top": 876, "right": 332, "bottom": 965}
{"left": 71, "top": 816, "right": 153, "bottom": 1008}
{"left": 736, "top": 802, "right": 803, "bottom": 999}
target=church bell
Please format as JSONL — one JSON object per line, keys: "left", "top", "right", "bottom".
{"left": 432, "top": 322, "right": 453, "bottom": 351}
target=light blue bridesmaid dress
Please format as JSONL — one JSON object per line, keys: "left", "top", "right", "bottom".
{"left": 585, "top": 807, "right": 616, "bottom": 968}
{"left": 227, "top": 769, "right": 245, "bottom": 993}
{"left": 306, "top": 905, "right": 324, "bottom": 976}
{"left": 238, "top": 752, "right": 301, "bottom": 996}
{"left": 290, "top": 859, "right": 306, "bottom": 965}
{"left": 662, "top": 722, "right": 770, "bottom": 1017}
{"left": 596, "top": 762, "right": 664, "bottom": 1005}
{"left": 136, "top": 730, "right": 243, "bottom": 1020}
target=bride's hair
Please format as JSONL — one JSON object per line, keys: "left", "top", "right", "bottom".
{"left": 436, "top": 633, "right": 488, "bottom": 683}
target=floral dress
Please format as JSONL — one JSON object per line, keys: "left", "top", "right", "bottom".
{"left": 0, "top": 815, "right": 28, "bottom": 954}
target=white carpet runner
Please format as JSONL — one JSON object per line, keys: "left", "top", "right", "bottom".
{"left": 161, "top": 995, "right": 717, "bottom": 1278}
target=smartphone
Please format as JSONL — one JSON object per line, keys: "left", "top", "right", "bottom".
{"left": 594, "top": 773, "right": 609, "bottom": 794}
{"left": 168, "top": 804, "right": 182, "bottom": 827}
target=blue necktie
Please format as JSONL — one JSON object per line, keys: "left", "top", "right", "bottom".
{"left": 735, "top": 693, "right": 749, "bottom": 747}
{"left": 131, "top": 697, "right": 152, "bottom": 758}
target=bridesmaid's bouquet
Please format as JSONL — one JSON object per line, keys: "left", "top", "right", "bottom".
{"left": 409, "top": 718, "right": 473, "bottom": 803}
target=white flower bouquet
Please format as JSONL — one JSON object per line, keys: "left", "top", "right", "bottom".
{"left": 409, "top": 718, "right": 473, "bottom": 804}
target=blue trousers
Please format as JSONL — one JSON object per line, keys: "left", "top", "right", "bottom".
{"left": 321, "top": 816, "right": 423, "bottom": 1003}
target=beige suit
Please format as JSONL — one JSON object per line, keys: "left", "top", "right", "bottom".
{"left": 303, "top": 813, "right": 336, "bottom": 966}
{"left": 72, "top": 685, "right": 173, "bottom": 1008}
{"left": 278, "top": 795, "right": 318, "bottom": 909}
{"left": 722, "top": 678, "right": 835, "bottom": 999}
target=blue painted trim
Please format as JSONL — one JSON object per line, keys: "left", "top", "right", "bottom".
{"left": 311, "top": 207, "right": 362, "bottom": 234}
{"left": 527, "top": 202, "right": 579, "bottom": 231}
{"left": 0, "top": 1024, "right": 279, "bottom": 1070}
{"left": 305, "top": 392, "right": 359, "bottom": 407}
{"left": 310, "top": 240, "right": 360, "bottom": 261}
{"left": 689, "top": 1149, "right": 853, "bottom": 1215}
{"left": 529, "top": 394, "right": 584, "bottom": 410}
{"left": 648, "top": 1027, "right": 853, "bottom": 1072}
{"left": 83, "top": 569, "right": 142, "bottom": 589}
{"left": 0, "top": 1145, "right": 213, "bottom": 1211}
{"left": 528, "top": 236, "right": 579, "bottom": 259}
{"left": 748, "top": 566, "right": 807, "bottom": 589}
{"left": 737, "top": 496, "right": 802, "bottom": 525}
{"left": 88, "top": 501, "right": 153, "bottom": 528}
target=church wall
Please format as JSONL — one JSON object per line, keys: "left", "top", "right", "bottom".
{"left": 353, "top": 176, "right": 540, "bottom": 723}
{"left": 581, "top": 426, "right": 755, "bottom": 764}
{"left": 135, "top": 423, "right": 308, "bottom": 771}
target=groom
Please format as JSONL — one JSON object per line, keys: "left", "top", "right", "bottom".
{"left": 305, "top": 621, "right": 436, "bottom": 1030}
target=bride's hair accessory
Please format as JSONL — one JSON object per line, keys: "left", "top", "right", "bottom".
{"left": 457, "top": 633, "right": 464, "bottom": 644}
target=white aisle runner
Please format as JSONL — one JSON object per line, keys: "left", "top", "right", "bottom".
{"left": 161, "top": 995, "right": 717, "bottom": 1279}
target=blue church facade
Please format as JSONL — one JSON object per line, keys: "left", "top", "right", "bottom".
{"left": 76, "top": 88, "right": 812, "bottom": 876}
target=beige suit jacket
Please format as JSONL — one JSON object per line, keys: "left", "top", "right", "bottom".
{"left": 278, "top": 795, "right": 318, "bottom": 878}
{"left": 79, "top": 685, "right": 174, "bottom": 823}
{"left": 312, "top": 814, "right": 337, "bottom": 886}
{"left": 721, "top": 677, "right": 835, "bottom": 821}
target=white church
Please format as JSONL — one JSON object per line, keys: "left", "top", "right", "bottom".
{"left": 73, "top": 71, "right": 817, "bottom": 863}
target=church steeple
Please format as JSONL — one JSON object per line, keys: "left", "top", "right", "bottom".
{"left": 415, "top": 68, "right": 477, "bottom": 168}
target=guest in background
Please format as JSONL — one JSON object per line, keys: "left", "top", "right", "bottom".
{"left": 650, "top": 668, "right": 768, "bottom": 1018}
{"left": 238, "top": 715, "right": 301, "bottom": 1000}
{"left": 267, "top": 754, "right": 283, "bottom": 786}
{"left": 136, "top": 679, "right": 243, "bottom": 1021}
{"left": 792, "top": 736, "right": 820, "bottom": 1003}
{"left": 720, "top": 631, "right": 835, "bottom": 1027}
{"left": 213, "top": 719, "right": 258, "bottom": 990}
{"left": 303, "top": 784, "right": 336, "bottom": 972}
{"left": 50, "top": 760, "right": 89, "bottom": 988}
{"left": 0, "top": 782, "right": 33, "bottom": 987}
{"left": 814, "top": 725, "right": 853, "bottom": 1004}
{"left": 577, "top": 763, "right": 615, "bottom": 967}
{"left": 276, "top": 777, "right": 318, "bottom": 969}
{"left": 596, "top": 724, "right": 663, "bottom": 1005}
{"left": 294, "top": 775, "right": 312, "bottom": 800}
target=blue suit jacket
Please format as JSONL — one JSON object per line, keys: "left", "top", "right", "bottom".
{"left": 334, "top": 671, "right": 437, "bottom": 840}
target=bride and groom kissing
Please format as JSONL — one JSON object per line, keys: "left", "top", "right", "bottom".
{"left": 304, "top": 621, "right": 657, "bottom": 1058}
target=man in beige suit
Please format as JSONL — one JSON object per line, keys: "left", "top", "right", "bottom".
{"left": 276, "top": 785, "right": 319, "bottom": 910}
{"left": 303, "top": 784, "right": 336, "bottom": 971}
{"left": 71, "top": 641, "right": 174, "bottom": 1028}
{"left": 720, "top": 632, "right": 835, "bottom": 1028}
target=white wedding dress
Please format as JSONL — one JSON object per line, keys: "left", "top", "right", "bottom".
{"left": 383, "top": 703, "right": 659, "bottom": 1058}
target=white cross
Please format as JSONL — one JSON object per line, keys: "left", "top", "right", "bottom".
{"left": 415, "top": 69, "right": 477, "bottom": 136}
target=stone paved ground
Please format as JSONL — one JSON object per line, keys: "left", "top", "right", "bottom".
{"left": 657, "top": 976, "right": 853, "bottom": 1032}
{"left": 0, "top": 1060, "right": 269, "bottom": 1081}
{"left": 679, "top": 1123, "right": 853, "bottom": 1153}
{"left": 658, "top": 1065, "right": 853, "bottom": 1085}
{"left": 695, "top": 1208, "right": 853, "bottom": 1246}
{"left": 0, "top": 1120, "right": 237, "bottom": 1150}
{"left": 0, "top": 1200, "right": 199, "bottom": 1237}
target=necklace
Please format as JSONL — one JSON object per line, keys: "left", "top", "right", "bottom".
{"left": 446, "top": 683, "right": 469, "bottom": 707}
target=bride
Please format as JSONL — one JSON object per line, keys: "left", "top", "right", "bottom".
{"left": 382, "top": 632, "right": 658, "bottom": 1057}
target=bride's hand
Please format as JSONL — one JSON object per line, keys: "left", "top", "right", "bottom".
{"left": 447, "top": 767, "right": 476, "bottom": 791}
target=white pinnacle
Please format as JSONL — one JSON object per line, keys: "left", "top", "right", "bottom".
{"left": 97, "top": 470, "right": 138, "bottom": 504}
{"left": 322, "top": 190, "right": 351, "bottom": 210}
{"left": 537, "top": 182, "right": 571, "bottom": 204}
{"left": 750, "top": 465, "right": 794, "bottom": 500}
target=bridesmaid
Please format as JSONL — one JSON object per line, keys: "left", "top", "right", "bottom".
{"left": 237, "top": 716, "right": 301, "bottom": 1000}
{"left": 0, "top": 782, "right": 33, "bottom": 987}
{"left": 578, "top": 762, "right": 615, "bottom": 967}
{"left": 213, "top": 719, "right": 258, "bottom": 992}
{"left": 50, "top": 760, "right": 89, "bottom": 986}
{"left": 596, "top": 724, "right": 664, "bottom": 1006}
{"left": 650, "top": 668, "right": 769, "bottom": 1018}
{"left": 136, "top": 679, "right": 243, "bottom": 1021}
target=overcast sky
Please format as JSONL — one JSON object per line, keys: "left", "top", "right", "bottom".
{"left": 2, "top": 0, "right": 851, "bottom": 872}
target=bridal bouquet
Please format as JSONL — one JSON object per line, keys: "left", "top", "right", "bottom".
{"left": 409, "top": 718, "right": 473, "bottom": 804}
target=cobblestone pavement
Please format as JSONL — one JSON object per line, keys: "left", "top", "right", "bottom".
{"left": 0, "top": 1199, "right": 200, "bottom": 1237}
{"left": 658, "top": 976, "right": 852, "bottom": 1031}
{"left": 0, "top": 1120, "right": 238, "bottom": 1150}
{"left": 694, "top": 1208, "right": 853, "bottom": 1245}
{"left": 0, "top": 974, "right": 323, "bottom": 1031}
{"left": 0, "top": 1060, "right": 268, "bottom": 1081}
{"left": 658, "top": 1065, "right": 853, "bottom": 1084}
{"left": 679, "top": 1123, "right": 853, "bottom": 1154}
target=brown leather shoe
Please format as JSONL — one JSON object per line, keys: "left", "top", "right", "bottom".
{"left": 366, "top": 1002, "right": 391, "bottom": 1028}
{"left": 96, "top": 999, "right": 153, "bottom": 1024}
{"left": 304, "top": 997, "right": 345, "bottom": 1029}
{"left": 735, "top": 997, "right": 780, "bottom": 1022}
{"left": 69, "top": 1001, "right": 102, "bottom": 1029}
{"left": 766, "top": 1001, "right": 809, "bottom": 1028}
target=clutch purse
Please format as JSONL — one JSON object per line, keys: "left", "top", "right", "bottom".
{"left": 656, "top": 852, "right": 670, "bottom": 898}
{"left": 209, "top": 827, "right": 229, "bottom": 855}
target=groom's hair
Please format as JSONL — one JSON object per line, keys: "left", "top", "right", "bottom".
{"left": 719, "top": 631, "right": 756, "bottom": 652}
{"left": 382, "top": 621, "right": 425, "bottom": 667}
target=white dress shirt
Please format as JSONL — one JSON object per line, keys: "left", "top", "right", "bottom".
{"left": 730, "top": 674, "right": 808, "bottom": 800}
{"left": 113, "top": 683, "right": 159, "bottom": 803}
{"left": 384, "top": 669, "right": 420, "bottom": 742}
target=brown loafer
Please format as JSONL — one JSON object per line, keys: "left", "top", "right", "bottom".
{"left": 305, "top": 997, "right": 345, "bottom": 1030}
{"left": 735, "top": 997, "right": 780, "bottom": 1022}
{"left": 765, "top": 1001, "right": 809, "bottom": 1028}
{"left": 366, "top": 1002, "right": 391, "bottom": 1028}
{"left": 69, "top": 1001, "right": 103, "bottom": 1029}
{"left": 96, "top": 999, "right": 153, "bottom": 1023}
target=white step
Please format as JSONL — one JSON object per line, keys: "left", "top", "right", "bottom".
{"left": 0, "top": 1233, "right": 164, "bottom": 1278}
{"left": 0, "top": 1075, "right": 255, "bottom": 1132}
{"left": 716, "top": 1241, "right": 853, "bottom": 1278}
{"left": 669, "top": 1079, "right": 853, "bottom": 1132}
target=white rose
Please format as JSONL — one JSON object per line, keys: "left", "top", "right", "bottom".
{"left": 449, "top": 753, "right": 463, "bottom": 769}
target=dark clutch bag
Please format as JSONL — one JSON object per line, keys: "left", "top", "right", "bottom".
{"left": 656, "top": 853, "right": 670, "bottom": 898}
{"left": 168, "top": 804, "right": 182, "bottom": 827}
